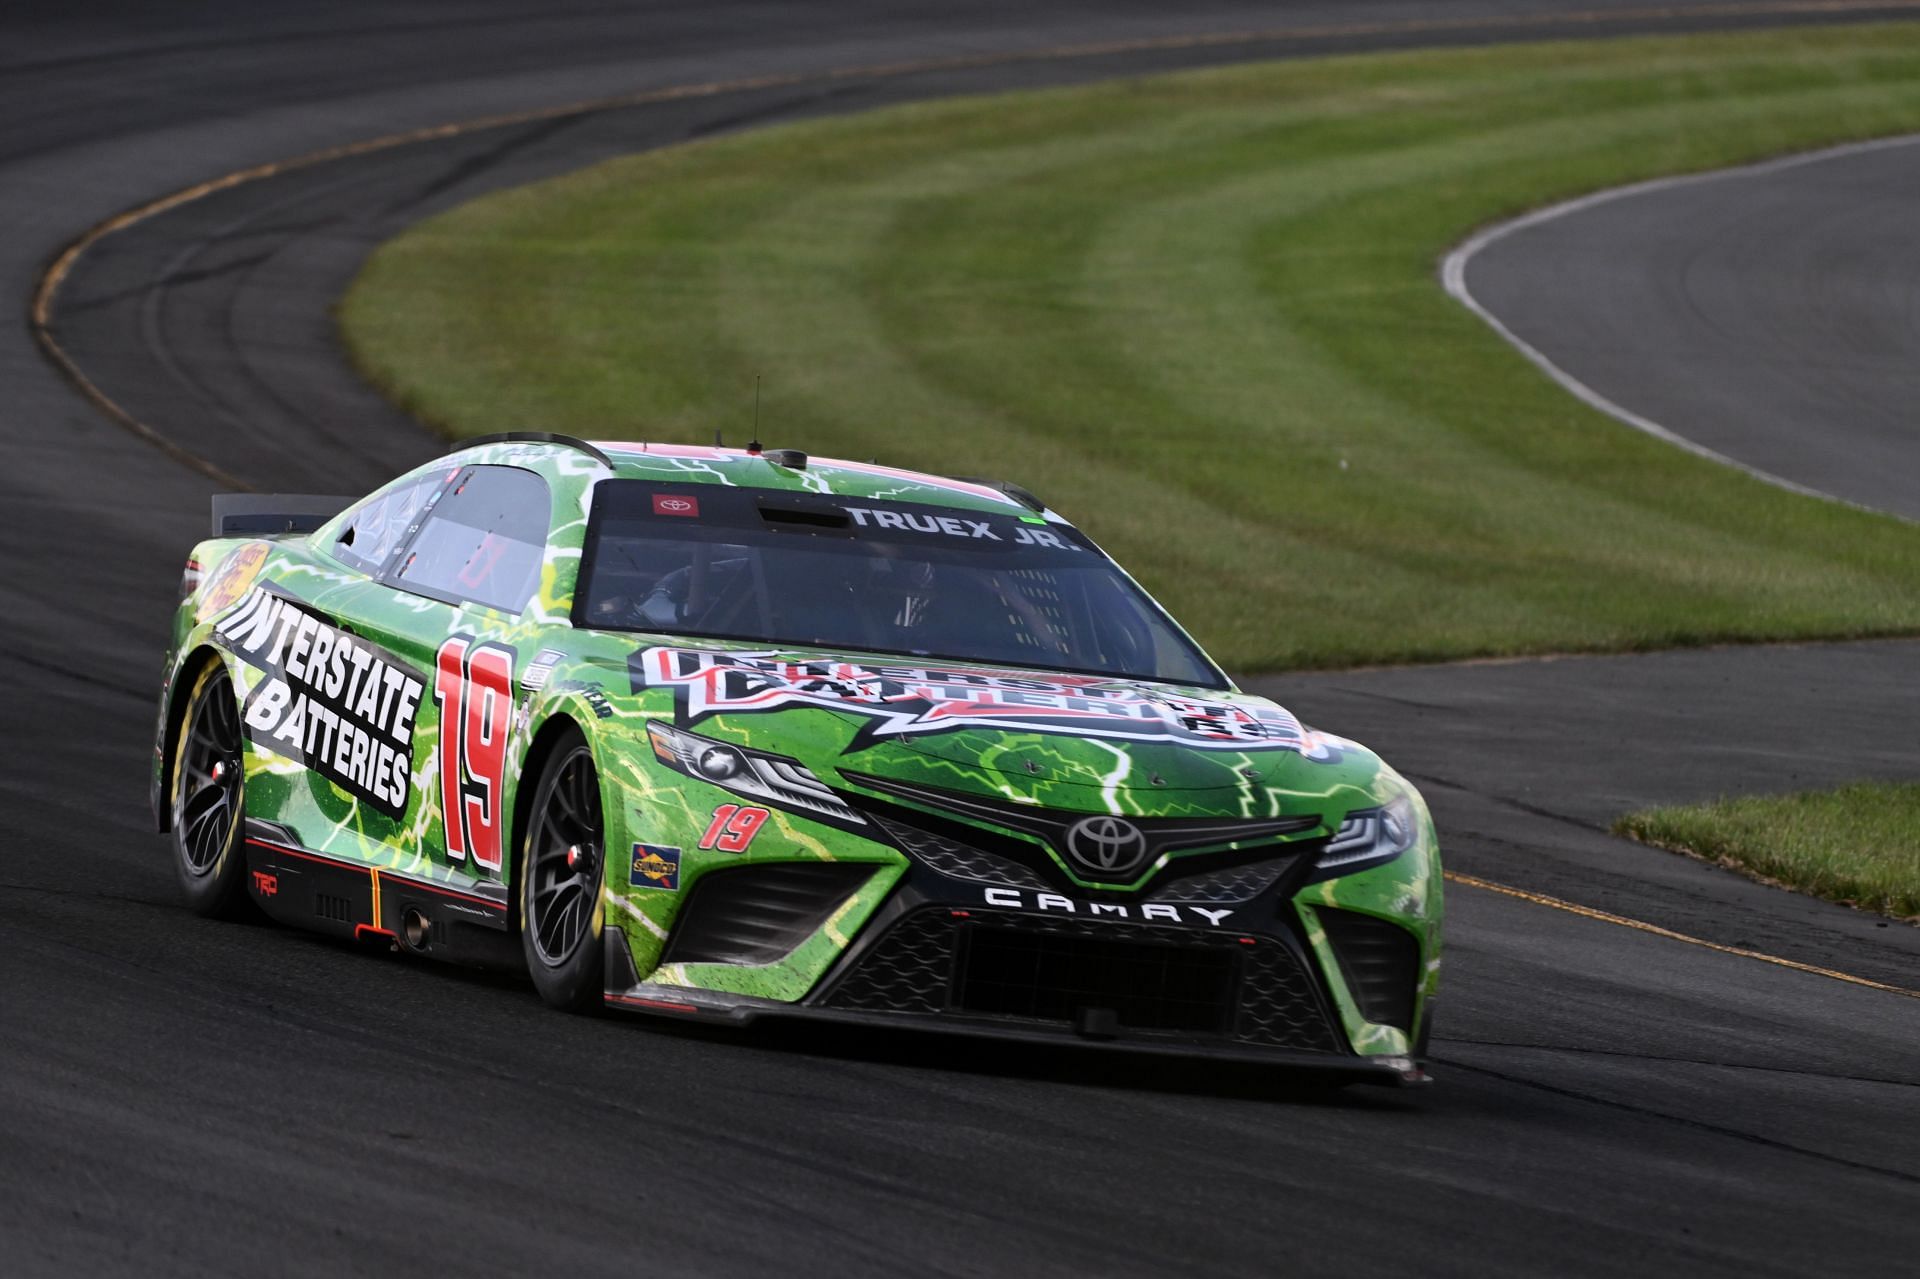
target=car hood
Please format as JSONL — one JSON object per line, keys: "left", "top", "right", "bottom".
{"left": 624, "top": 643, "right": 1387, "bottom": 812}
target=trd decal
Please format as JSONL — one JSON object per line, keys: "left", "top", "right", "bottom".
{"left": 214, "top": 586, "right": 425, "bottom": 819}
{"left": 698, "top": 804, "right": 769, "bottom": 853}
{"left": 631, "top": 648, "right": 1347, "bottom": 758}
{"left": 251, "top": 871, "right": 279, "bottom": 897}
{"left": 434, "top": 637, "right": 516, "bottom": 871}
{"left": 631, "top": 844, "right": 681, "bottom": 891}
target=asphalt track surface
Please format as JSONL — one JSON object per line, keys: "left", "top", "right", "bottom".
{"left": 5, "top": 2, "right": 1920, "bottom": 1275}
{"left": 1458, "top": 136, "right": 1920, "bottom": 519}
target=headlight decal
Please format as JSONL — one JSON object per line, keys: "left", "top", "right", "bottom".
{"left": 1311, "top": 795, "right": 1417, "bottom": 880}
{"left": 646, "top": 721, "right": 867, "bottom": 830}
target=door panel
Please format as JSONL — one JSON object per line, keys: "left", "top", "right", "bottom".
{"left": 234, "top": 574, "right": 443, "bottom": 866}
{"left": 240, "top": 462, "right": 555, "bottom": 921}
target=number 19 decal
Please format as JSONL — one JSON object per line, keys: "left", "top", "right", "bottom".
{"left": 435, "top": 637, "right": 515, "bottom": 871}
{"left": 699, "top": 804, "right": 769, "bottom": 853}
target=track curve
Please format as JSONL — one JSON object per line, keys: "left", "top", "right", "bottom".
{"left": 1453, "top": 133, "right": 1920, "bottom": 518}
{"left": 6, "top": 3, "right": 1920, "bottom": 1275}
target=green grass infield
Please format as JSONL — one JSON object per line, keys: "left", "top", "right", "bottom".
{"left": 343, "top": 24, "right": 1920, "bottom": 672}
{"left": 1617, "top": 782, "right": 1920, "bottom": 921}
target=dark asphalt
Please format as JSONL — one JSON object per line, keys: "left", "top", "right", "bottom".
{"left": 1461, "top": 135, "right": 1920, "bottom": 518}
{"left": 4, "top": 2, "right": 1919, "bottom": 1275}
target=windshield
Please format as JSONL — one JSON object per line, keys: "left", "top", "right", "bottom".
{"left": 576, "top": 481, "right": 1225, "bottom": 688}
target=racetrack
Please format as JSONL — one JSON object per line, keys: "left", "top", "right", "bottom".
{"left": 1455, "top": 134, "right": 1920, "bottom": 519}
{"left": 5, "top": 3, "right": 1919, "bottom": 1274}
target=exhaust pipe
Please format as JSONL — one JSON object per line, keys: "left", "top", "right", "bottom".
{"left": 401, "top": 907, "right": 432, "bottom": 953}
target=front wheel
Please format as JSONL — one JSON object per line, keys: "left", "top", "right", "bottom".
{"left": 170, "top": 660, "right": 252, "bottom": 918}
{"left": 520, "top": 732, "right": 607, "bottom": 1012}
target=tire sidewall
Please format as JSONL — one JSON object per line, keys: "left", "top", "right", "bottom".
{"left": 170, "top": 659, "right": 251, "bottom": 918}
{"left": 519, "top": 734, "right": 607, "bottom": 1012}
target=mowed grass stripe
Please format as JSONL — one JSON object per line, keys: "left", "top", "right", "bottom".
{"left": 343, "top": 25, "right": 1920, "bottom": 671}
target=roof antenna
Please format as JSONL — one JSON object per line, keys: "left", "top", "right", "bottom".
{"left": 747, "top": 375, "right": 763, "bottom": 456}
{"left": 713, "top": 427, "right": 723, "bottom": 447}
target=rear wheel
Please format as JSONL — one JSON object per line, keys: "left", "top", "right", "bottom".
{"left": 170, "top": 661, "right": 251, "bottom": 918}
{"left": 520, "top": 732, "right": 607, "bottom": 1012}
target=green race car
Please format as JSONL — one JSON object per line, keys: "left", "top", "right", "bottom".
{"left": 153, "top": 434, "right": 1441, "bottom": 1085}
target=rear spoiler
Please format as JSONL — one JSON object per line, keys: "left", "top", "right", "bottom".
{"left": 210, "top": 493, "right": 355, "bottom": 538}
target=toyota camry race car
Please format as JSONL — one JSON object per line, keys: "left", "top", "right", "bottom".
{"left": 154, "top": 435, "right": 1442, "bottom": 1085}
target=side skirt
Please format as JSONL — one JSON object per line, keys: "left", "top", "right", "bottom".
{"left": 243, "top": 823, "right": 517, "bottom": 969}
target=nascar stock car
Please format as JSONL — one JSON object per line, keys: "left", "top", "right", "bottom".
{"left": 153, "top": 433, "right": 1441, "bottom": 1085}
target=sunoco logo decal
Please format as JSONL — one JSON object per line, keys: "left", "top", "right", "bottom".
{"left": 631, "top": 648, "right": 1346, "bottom": 758}
{"left": 214, "top": 586, "right": 425, "bottom": 819}
{"left": 631, "top": 843, "right": 681, "bottom": 891}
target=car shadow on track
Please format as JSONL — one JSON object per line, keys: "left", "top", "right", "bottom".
{"left": 308, "top": 932, "right": 1422, "bottom": 1109}
{"left": 631, "top": 1015, "right": 1420, "bottom": 1110}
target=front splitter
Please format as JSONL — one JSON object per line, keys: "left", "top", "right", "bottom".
{"left": 604, "top": 983, "right": 1427, "bottom": 1087}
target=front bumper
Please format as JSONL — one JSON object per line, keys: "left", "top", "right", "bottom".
{"left": 607, "top": 875, "right": 1430, "bottom": 1087}
{"left": 601, "top": 775, "right": 1439, "bottom": 1088}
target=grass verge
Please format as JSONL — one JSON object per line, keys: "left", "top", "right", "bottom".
{"left": 1617, "top": 783, "right": 1920, "bottom": 921}
{"left": 342, "top": 24, "right": 1920, "bottom": 672}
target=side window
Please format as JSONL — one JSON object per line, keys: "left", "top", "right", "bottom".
{"left": 393, "top": 465, "right": 550, "bottom": 614}
{"left": 334, "top": 471, "right": 446, "bottom": 576}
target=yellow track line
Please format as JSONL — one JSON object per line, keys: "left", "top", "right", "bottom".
{"left": 1445, "top": 870, "right": 1920, "bottom": 999}
{"left": 26, "top": 0, "right": 1920, "bottom": 488}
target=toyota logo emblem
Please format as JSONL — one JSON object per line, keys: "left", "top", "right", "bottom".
{"left": 1063, "top": 815, "right": 1149, "bottom": 877}
{"left": 652, "top": 494, "right": 700, "bottom": 517}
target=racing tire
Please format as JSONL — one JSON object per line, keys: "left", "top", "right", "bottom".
{"left": 169, "top": 660, "right": 253, "bottom": 919}
{"left": 520, "top": 731, "right": 608, "bottom": 1012}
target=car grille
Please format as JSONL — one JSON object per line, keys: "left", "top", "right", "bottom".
{"left": 869, "top": 813, "right": 1049, "bottom": 889}
{"left": 823, "top": 908, "right": 1340, "bottom": 1053}
{"left": 960, "top": 927, "right": 1236, "bottom": 1033}
{"left": 1150, "top": 856, "right": 1301, "bottom": 903}
{"left": 853, "top": 787, "right": 1317, "bottom": 902}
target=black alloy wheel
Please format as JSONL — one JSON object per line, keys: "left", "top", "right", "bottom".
{"left": 521, "top": 733, "right": 607, "bottom": 1011}
{"left": 170, "top": 661, "right": 252, "bottom": 917}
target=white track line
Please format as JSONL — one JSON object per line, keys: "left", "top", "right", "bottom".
{"left": 1440, "top": 132, "right": 1920, "bottom": 521}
